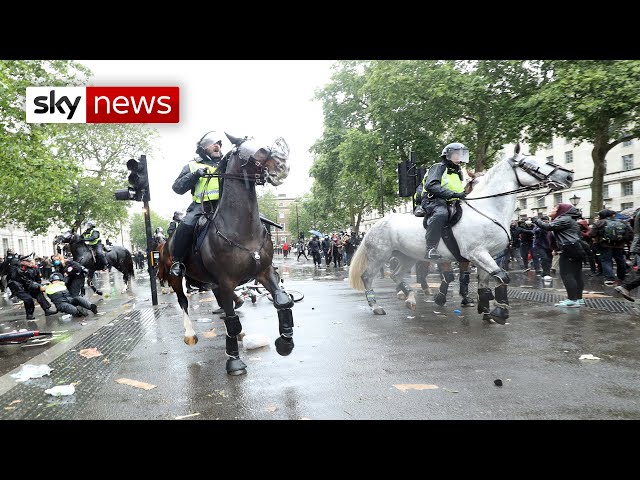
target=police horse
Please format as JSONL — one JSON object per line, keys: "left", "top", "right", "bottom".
{"left": 349, "top": 145, "right": 574, "bottom": 324}
{"left": 53, "top": 232, "right": 135, "bottom": 295}
{"left": 157, "top": 133, "right": 295, "bottom": 376}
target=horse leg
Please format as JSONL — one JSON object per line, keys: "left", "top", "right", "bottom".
{"left": 390, "top": 255, "right": 417, "bottom": 311}
{"left": 476, "top": 268, "right": 494, "bottom": 322}
{"left": 87, "top": 271, "right": 102, "bottom": 296}
{"left": 217, "top": 283, "right": 247, "bottom": 376}
{"left": 256, "top": 265, "right": 295, "bottom": 356}
{"left": 459, "top": 261, "right": 475, "bottom": 307}
{"left": 471, "top": 252, "right": 510, "bottom": 325}
{"left": 169, "top": 276, "right": 197, "bottom": 345}
{"left": 433, "top": 261, "right": 454, "bottom": 307}
{"left": 416, "top": 260, "right": 431, "bottom": 296}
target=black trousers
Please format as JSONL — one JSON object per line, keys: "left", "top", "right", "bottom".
{"left": 8, "top": 283, "right": 51, "bottom": 315}
{"left": 559, "top": 254, "right": 584, "bottom": 301}
{"left": 423, "top": 204, "right": 449, "bottom": 247}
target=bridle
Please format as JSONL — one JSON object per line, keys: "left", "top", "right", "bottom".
{"left": 465, "top": 154, "right": 573, "bottom": 201}
{"left": 507, "top": 154, "right": 573, "bottom": 192}
{"left": 461, "top": 154, "right": 573, "bottom": 243}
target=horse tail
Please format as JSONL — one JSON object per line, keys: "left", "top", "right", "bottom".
{"left": 125, "top": 250, "right": 135, "bottom": 279}
{"left": 349, "top": 237, "right": 369, "bottom": 291}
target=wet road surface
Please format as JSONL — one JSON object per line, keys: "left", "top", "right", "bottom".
{"left": 1, "top": 259, "right": 639, "bottom": 419}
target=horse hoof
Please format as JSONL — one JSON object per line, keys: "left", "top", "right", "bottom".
{"left": 184, "top": 335, "right": 198, "bottom": 346}
{"left": 234, "top": 298, "right": 244, "bottom": 309}
{"left": 226, "top": 357, "right": 247, "bottom": 375}
{"left": 396, "top": 291, "right": 407, "bottom": 300}
{"left": 489, "top": 306, "right": 509, "bottom": 325}
{"left": 275, "top": 336, "right": 294, "bottom": 356}
{"left": 373, "top": 306, "right": 386, "bottom": 315}
{"left": 405, "top": 300, "right": 416, "bottom": 311}
{"left": 434, "top": 292, "right": 447, "bottom": 306}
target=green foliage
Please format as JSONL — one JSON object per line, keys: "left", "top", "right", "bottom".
{"left": 129, "top": 210, "right": 170, "bottom": 251}
{"left": 257, "top": 190, "right": 279, "bottom": 223}
{"left": 521, "top": 60, "right": 640, "bottom": 219}
{"left": 309, "top": 60, "right": 543, "bottom": 231}
{"left": 0, "top": 60, "right": 159, "bottom": 234}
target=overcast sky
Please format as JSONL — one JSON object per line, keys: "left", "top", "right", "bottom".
{"left": 79, "top": 60, "right": 335, "bottom": 219}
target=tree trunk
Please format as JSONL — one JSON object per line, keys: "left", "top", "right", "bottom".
{"left": 590, "top": 130, "right": 610, "bottom": 221}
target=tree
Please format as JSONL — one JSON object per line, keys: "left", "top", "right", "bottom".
{"left": 54, "top": 123, "right": 158, "bottom": 233}
{"left": 0, "top": 61, "right": 159, "bottom": 234}
{"left": 129, "top": 210, "right": 170, "bottom": 251}
{"left": 522, "top": 61, "right": 640, "bottom": 220}
{"left": 0, "top": 60, "right": 89, "bottom": 233}
{"left": 257, "top": 189, "right": 279, "bottom": 223}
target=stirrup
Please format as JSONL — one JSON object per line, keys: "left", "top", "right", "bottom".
{"left": 425, "top": 248, "right": 441, "bottom": 260}
{"left": 169, "top": 261, "right": 186, "bottom": 277}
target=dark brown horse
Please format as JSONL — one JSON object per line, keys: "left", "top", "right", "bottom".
{"left": 158, "top": 133, "right": 294, "bottom": 376}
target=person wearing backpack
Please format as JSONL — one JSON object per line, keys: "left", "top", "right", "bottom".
{"left": 615, "top": 208, "right": 640, "bottom": 301}
{"left": 589, "top": 209, "right": 633, "bottom": 286}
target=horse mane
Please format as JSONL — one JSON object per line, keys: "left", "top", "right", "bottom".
{"left": 466, "top": 157, "right": 511, "bottom": 197}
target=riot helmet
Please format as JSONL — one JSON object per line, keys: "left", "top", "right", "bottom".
{"left": 196, "top": 131, "right": 224, "bottom": 160}
{"left": 85, "top": 220, "right": 96, "bottom": 229}
{"left": 49, "top": 272, "right": 65, "bottom": 282}
{"left": 441, "top": 143, "right": 469, "bottom": 164}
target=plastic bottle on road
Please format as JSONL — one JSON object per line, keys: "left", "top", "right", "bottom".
{"left": 45, "top": 384, "right": 75, "bottom": 396}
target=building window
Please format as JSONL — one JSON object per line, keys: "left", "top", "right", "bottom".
{"left": 42, "top": 241, "right": 46, "bottom": 255}
{"left": 622, "top": 181, "right": 634, "bottom": 196}
{"left": 18, "top": 239, "right": 24, "bottom": 253}
{"left": 519, "top": 198, "right": 527, "bottom": 209}
{"left": 554, "top": 193, "right": 562, "bottom": 205}
{"left": 537, "top": 196, "right": 546, "bottom": 208}
{"left": 621, "top": 202, "right": 634, "bottom": 210}
{"left": 279, "top": 202, "right": 284, "bottom": 207}
{"left": 279, "top": 212, "right": 285, "bottom": 219}
{"left": 565, "top": 151, "right": 573, "bottom": 163}
{"left": 2, "top": 238, "right": 8, "bottom": 253}
{"left": 623, "top": 139, "right": 633, "bottom": 147}
{"left": 281, "top": 223, "right": 285, "bottom": 231}
{"left": 546, "top": 155, "right": 554, "bottom": 163}
{"left": 603, "top": 184, "right": 610, "bottom": 198}
{"left": 623, "top": 154, "right": 634, "bottom": 171}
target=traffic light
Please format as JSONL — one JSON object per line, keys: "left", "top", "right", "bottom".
{"left": 114, "top": 155, "right": 150, "bottom": 202}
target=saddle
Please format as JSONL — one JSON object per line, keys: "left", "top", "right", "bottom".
{"left": 419, "top": 200, "right": 468, "bottom": 263}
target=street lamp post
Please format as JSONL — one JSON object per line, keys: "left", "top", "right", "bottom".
{"left": 295, "top": 201, "right": 300, "bottom": 240}
{"left": 377, "top": 157, "right": 384, "bottom": 217}
{"left": 569, "top": 194, "right": 582, "bottom": 216}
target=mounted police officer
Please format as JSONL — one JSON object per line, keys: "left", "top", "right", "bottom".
{"left": 81, "top": 220, "right": 110, "bottom": 270}
{"left": 421, "top": 142, "right": 469, "bottom": 259}
{"left": 167, "top": 210, "right": 183, "bottom": 237}
{"left": 170, "top": 131, "right": 229, "bottom": 277}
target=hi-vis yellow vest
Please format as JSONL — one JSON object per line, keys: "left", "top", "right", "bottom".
{"left": 189, "top": 162, "right": 220, "bottom": 203}
{"left": 46, "top": 282, "right": 67, "bottom": 296}
{"left": 83, "top": 229, "right": 99, "bottom": 245}
{"left": 423, "top": 168, "right": 464, "bottom": 203}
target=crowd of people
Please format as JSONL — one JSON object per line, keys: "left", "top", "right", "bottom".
{"left": 274, "top": 232, "right": 364, "bottom": 269}
{"left": 1, "top": 249, "right": 98, "bottom": 320}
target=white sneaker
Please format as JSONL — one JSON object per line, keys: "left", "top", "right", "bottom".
{"left": 543, "top": 275, "right": 553, "bottom": 281}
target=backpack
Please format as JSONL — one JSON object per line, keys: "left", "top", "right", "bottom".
{"left": 602, "top": 219, "right": 632, "bottom": 244}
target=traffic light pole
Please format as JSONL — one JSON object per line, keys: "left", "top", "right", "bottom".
{"left": 143, "top": 195, "right": 158, "bottom": 306}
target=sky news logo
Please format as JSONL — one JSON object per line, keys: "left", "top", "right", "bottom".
{"left": 26, "top": 86, "right": 180, "bottom": 123}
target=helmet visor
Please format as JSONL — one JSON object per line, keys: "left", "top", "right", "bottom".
{"left": 447, "top": 148, "right": 469, "bottom": 163}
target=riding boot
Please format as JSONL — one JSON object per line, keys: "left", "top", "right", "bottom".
{"left": 170, "top": 224, "right": 194, "bottom": 277}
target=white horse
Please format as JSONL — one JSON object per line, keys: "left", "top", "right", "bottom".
{"left": 349, "top": 144, "right": 574, "bottom": 323}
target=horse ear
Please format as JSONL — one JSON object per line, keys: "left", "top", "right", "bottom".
{"left": 514, "top": 143, "right": 521, "bottom": 155}
{"left": 225, "top": 132, "right": 244, "bottom": 147}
